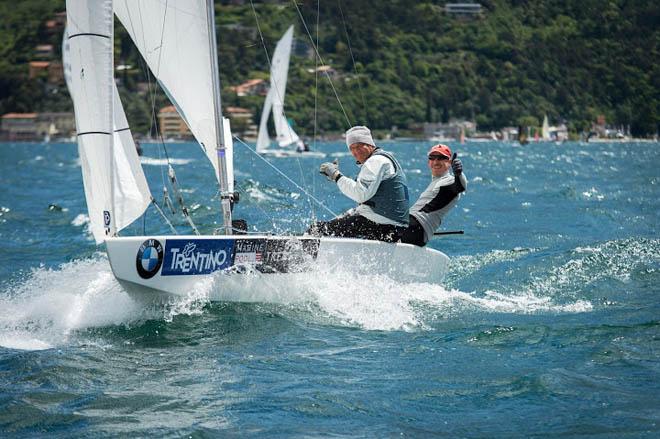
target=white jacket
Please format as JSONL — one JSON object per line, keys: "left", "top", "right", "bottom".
{"left": 337, "top": 155, "right": 406, "bottom": 226}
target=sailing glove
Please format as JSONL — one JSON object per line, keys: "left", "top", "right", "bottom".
{"left": 451, "top": 156, "right": 463, "bottom": 177}
{"left": 320, "top": 160, "right": 342, "bottom": 182}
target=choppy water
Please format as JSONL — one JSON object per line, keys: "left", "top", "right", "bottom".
{"left": 1, "top": 140, "right": 658, "bottom": 437}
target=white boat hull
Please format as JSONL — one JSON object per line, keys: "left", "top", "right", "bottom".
{"left": 258, "top": 149, "right": 326, "bottom": 158}
{"left": 105, "top": 235, "right": 449, "bottom": 303}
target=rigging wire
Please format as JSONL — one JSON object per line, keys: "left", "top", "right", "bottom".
{"left": 167, "top": 165, "right": 200, "bottom": 234}
{"left": 150, "top": 197, "right": 178, "bottom": 235}
{"left": 313, "top": 0, "right": 319, "bottom": 154}
{"left": 149, "top": 0, "right": 176, "bottom": 173}
{"left": 290, "top": 0, "right": 352, "bottom": 128}
{"left": 233, "top": 136, "right": 339, "bottom": 218}
{"left": 122, "top": 0, "right": 197, "bottom": 234}
{"left": 337, "top": 0, "right": 369, "bottom": 124}
{"left": 231, "top": 179, "right": 279, "bottom": 234}
{"left": 249, "top": 0, "right": 318, "bottom": 230}
{"left": 249, "top": 0, "right": 300, "bottom": 151}
{"left": 123, "top": 0, "right": 171, "bottom": 232}
{"left": 123, "top": 1, "right": 167, "bottom": 194}
{"left": 308, "top": 0, "right": 321, "bottom": 223}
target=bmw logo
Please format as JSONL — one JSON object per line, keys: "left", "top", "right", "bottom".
{"left": 136, "top": 239, "right": 164, "bottom": 279}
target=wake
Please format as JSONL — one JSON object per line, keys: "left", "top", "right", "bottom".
{"left": 2, "top": 242, "right": 619, "bottom": 350}
{"left": 0, "top": 256, "right": 147, "bottom": 350}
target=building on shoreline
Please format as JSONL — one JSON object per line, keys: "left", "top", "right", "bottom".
{"left": 28, "top": 61, "right": 64, "bottom": 84}
{"left": 225, "top": 107, "right": 257, "bottom": 140}
{"left": 156, "top": 105, "right": 257, "bottom": 141}
{"left": 231, "top": 79, "right": 268, "bottom": 97}
{"left": 157, "top": 106, "right": 193, "bottom": 140}
{"left": 422, "top": 120, "right": 476, "bottom": 141}
{"left": 0, "top": 113, "right": 37, "bottom": 141}
{"left": 1, "top": 112, "right": 75, "bottom": 141}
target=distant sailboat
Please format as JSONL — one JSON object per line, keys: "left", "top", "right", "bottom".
{"left": 43, "top": 122, "right": 59, "bottom": 143}
{"left": 541, "top": 115, "right": 552, "bottom": 141}
{"left": 256, "top": 26, "right": 323, "bottom": 158}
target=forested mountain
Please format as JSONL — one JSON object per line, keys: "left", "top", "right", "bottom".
{"left": 1, "top": 0, "right": 658, "bottom": 136}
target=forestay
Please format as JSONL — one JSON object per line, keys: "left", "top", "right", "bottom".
{"left": 65, "top": 0, "right": 151, "bottom": 244}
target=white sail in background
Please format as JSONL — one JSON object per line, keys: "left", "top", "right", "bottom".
{"left": 257, "top": 25, "right": 301, "bottom": 150}
{"left": 256, "top": 90, "right": 274, "bottom": 152}
{"left": 542, "top": 115, "right": 551, "bottom": 141}
{"left": 271, "top": 26, "right": 300, "bottom": 147}
{"left": 64, "top": 22, "right": 151, "bottom": 243}
{"left": 273, "top": 104, "right": 300, "bottom": 147}
{"left": 65, "top": 0, "right": 116, "bottom": 243}
{"left": 114, "top": 1, "right": 223, "bottom": 183}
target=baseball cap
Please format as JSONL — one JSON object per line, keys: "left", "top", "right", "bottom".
{"left": 428, "top": 144, "right": 452, "bottom": 159}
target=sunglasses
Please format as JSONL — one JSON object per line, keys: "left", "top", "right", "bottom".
{"left": 428, "top": 155, "right": 450, "bottom": 161}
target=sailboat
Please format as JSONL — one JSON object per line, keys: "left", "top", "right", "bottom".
{"left": 541, "top": 115, "right": 552, "bottom": 142}
{"left": 256, "top": 26, "right": 324, "bottom": 158}
{"left": 64, "top": 0, "right": 449, "bottom": 303}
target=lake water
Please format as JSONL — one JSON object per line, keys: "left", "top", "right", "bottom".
{"left": 1, "top": 140, "right": 658, "bottom": 436}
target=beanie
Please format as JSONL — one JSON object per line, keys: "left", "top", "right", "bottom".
{"left": 345, "top": 126, "right": 375, "bottom": 148}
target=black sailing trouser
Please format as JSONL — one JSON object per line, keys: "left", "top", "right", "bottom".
{"left": 306, "top": 213, "right": 405, "bottom": 243}
{"left": 400, "top": 215, "right": 426, "bottom": 247}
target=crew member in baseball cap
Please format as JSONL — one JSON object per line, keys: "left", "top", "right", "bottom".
{"left": 428, "top": 144, "right": 451, "bottom": 160}
{"left": 400, "top": 144, "right": 467, "bottom": 246}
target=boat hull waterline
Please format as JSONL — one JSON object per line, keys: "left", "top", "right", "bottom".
{"left": 257, "top": 149, "right": 326, "bottom": 159}
{"left": 106, "top": 235, "right": 449, "bottom": 302}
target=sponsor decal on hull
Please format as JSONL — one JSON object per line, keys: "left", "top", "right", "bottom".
{"left": 162, "top": 239, "right": 234, "bottom": 276}
{"left": 151, "top": 237, "right": 321, "bottom": 277}
{"left": 233, "top": 239, "right": 267, "bottom": 267}
{"left": 136, "top": 239, "right": 164, "bottom": 279}
{"left": 259, "top": 238, "right": 320, "bottom": 273}
{"left": 232, "top": 238, "right": 320, "bottom": 273}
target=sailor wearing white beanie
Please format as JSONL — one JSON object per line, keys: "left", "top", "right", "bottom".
{"left": 310, "top": 125, "right": 410, "bottom": 243}
{"left": 345, "top": 125, "right": 375, "bottom": 148}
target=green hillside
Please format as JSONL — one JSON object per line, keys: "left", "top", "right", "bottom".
{"left": 1, "top": 0, "right": 658, "bottom": 136}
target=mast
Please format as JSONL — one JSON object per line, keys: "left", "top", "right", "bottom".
{"left": 108, "top": 0, "right": 116, "bottom": 238}
{"left": 206, "top": 0, "right": 233, "bottom": 235}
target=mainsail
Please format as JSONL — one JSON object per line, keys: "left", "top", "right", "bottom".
{"left": 114, "top": 0, "right": 229, "bottom": 184}
{"left": 256, "top": 25, "right": 300, "bottom": 151}
{"left": 65, "top": 0, "right": 151, "bottom": 244}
